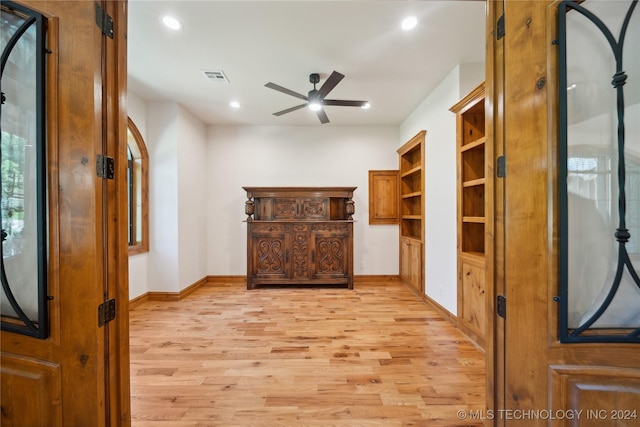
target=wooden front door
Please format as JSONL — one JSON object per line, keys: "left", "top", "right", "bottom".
{"left": 487, "top": 0, "right": 640, "bottom": 425}
{"left": 1, "top": 1, "right": 130, "bottom": 426}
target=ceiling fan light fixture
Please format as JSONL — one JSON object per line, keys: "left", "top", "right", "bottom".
{"left": 161, "top": 15, "right": 182, "bottom": 31}
{"left": 361, "top": 102, "right": 371, "bottom": 109}
{"left": 401, "top": 16, "right": 418, "bottom": 31}
{"left": 265, "top": 71, "right": 364, "bottom": 124}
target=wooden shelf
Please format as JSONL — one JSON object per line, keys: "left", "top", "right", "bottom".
{"left": 402, "top": 215, "right": 422, "bottom": 220}
{"left": 451, "top": 82, "right": 487, "bottom": 349}
{"left": 463, "top": 178, "right": 486, "bottom": 187}
{"left": 402, "top": 191, "right": 422, "bottom": 199}
{"left": 401, "top": 166, "right": 422, "bottom": 178}
{"left": 460, "top": 251, "right": 486, "bottom": 262}
{"left": 463, "top": 216, "right": 485, "bottom": 223}
{"left": 397, "top": 130, "right": 426, "bottom": 296}
{"left": 460, "top": 136, "right": 487, "bottom": 152}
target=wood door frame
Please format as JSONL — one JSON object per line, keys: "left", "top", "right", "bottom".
{"left": 103, "top": 1, "right": 131, "bottom": 424}
{"left": 485, "top": 0, "right": 506, "bottom": 423}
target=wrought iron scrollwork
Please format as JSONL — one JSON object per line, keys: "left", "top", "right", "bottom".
{"left": 558, "top": 0, "right": 640, "bottom": 343}
{"left": 1, "top": 1, "right": 49, "bottom": 338}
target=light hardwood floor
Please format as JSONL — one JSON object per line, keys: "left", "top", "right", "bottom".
{"left": 129, "top": 279, "right": 485, "bottom": 426}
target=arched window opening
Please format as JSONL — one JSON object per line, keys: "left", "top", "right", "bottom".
{"left": 127, "top": 118, "right": 148, "bottom": 255}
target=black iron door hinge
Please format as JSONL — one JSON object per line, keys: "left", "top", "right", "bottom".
{"left": 497, "top": 14, "right": 505, "bottom": 40}
{"left": 96, "top": 154, "right": 115, "bottom": 179}
{"left": 95, "top": 3, "right": 114, "bottom": 39}
{"left": 497, "top": 295, "right": 506, "bottom": 319}
{"left": 98, "top": 298, "right": 116, "bottom": 327}
{"left": 497, "top": 155, "right": 506, "bottom": 178}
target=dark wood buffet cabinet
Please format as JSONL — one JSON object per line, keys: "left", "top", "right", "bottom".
{"left": 243, "top": 187, "right": 356, "bottom": 290}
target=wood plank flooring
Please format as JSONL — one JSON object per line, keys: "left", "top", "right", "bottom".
{"left": 129, "top": 279, "right": 485, "bottom": 426}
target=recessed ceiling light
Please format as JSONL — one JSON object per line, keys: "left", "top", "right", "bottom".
{"left": 161, "top": 15, "right": 182, "bottom": 31}
{"left": 361, "top": 102, "right": 371, "bottom": 110}
{"left": 401, "top": 16, "right": 418, "bottom": 31}
{"left": 230, "top": 101, "right": 240, "bottom": 109}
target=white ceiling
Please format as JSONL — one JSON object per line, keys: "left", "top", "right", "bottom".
{"left": 127, "top": 1, "right": 486, "bottom": 126}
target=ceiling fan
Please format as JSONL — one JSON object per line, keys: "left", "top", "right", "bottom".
{"left": 265, "top": 71, "right": 368, "bottom": 124}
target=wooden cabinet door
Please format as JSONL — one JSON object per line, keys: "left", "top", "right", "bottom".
{"left": 0, "top": 1, "right": 129, "bottom": 426}
{"left": 458, "top": 257, "right": 485, "bottom": 347}
{"left": 311, "top": 234, "right": 349, "bottom": 279}
{"left": 248, "top": 223, "right": 290, "bottom": 282}
{"left": 368, "top": 170, "right": 399, "bottom": 224}
{"left": 400, "top": 237, "right": 423, "bottom": 295}
{"left": 309, "top": 223, "right": 352, "bottom": 281}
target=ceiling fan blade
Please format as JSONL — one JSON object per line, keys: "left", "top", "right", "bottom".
{"left": 323, "top": 99, "right": 368, "bottom": 107}
{"left": 273, "top": 103, "right": 307, "bottom": 116}
{"left": 315, "top": 108, "right": 330, "bottom": 124}
{"left": 265, "top": 82, "right": 308, "bottom": 101}
{"left": 316, "top": 71, "right": 344, "bottom": 99}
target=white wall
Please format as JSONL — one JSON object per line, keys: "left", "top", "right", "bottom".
{"left": 127, "top": 99, "right": 209, "bottom": 296}
{"left": 177, "top": 106, "right": 208, "bottom": 287}
{"left": 400, "top": 63, "right": 484, "bottom": 315}
{"left": 147, "top": 102, "right": 180, "bottom": 293}
{"left": 205, "top": 126, "right": 399, "bottom": 276}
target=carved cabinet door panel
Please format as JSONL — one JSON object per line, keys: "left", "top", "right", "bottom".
{"left": 291, "top": 224, "right": 311, "bottom": 280}
{"left": 272, "top": 199, "right": 298, "bottom": 220}
{"left": 310, "top": 224, "right": 350, "bottom": 279}
{"left": 248, "top": 223, "right": 290, "bottom": 281}
{"left": 272, "top": 198, "right": 329, "bottom": 220}
{"left": 300, "top": 198, "right": 329, "bottom": 219}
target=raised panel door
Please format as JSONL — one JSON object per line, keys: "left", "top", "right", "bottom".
{"left": 248, "top": 223, "right": 290, "bottom": 288}
{"left": 369, "top": 170, "right": 399, "bottom": 225}
{"left": 400, "top": 240, "right": 412, "bottom": 284}
{"left": 0, "top": 353, "right": 62, "bottom": 427}
{"left": 399, "top": 237, "right": 423, "bottom": 295}
{"left": 310, "top": 223, "right": 351, "bottom": 281}
{"left": 459, "top": 257, "right": 486, "bottom": 346}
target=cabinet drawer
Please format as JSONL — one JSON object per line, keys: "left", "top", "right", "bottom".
{"left": 249, "top": 223, "right": 289, "bottom": 234}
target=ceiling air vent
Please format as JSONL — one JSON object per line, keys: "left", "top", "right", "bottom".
{"left": 203, "top": 70, "right": 230, "bottom": 83}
